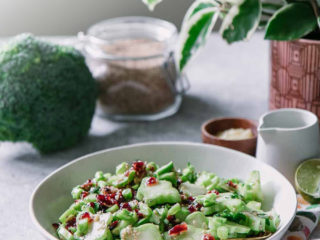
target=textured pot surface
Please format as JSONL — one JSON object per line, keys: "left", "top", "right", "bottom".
{"left": 270, "top": 39, "right": 320, "bottom": 118}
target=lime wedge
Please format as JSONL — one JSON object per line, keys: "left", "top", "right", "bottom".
{"left": 295, "top": 159, "right": 320, "bottom": 203}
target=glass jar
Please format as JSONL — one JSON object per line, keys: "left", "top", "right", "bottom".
{"left": 80, "top": 16, "right": 189, "bottom": 121}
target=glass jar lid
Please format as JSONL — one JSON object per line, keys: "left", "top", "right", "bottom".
{"left": 82, "top": 16, "right": 178, "bottom": 61}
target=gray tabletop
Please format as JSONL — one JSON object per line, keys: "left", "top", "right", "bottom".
{"left": 1, "top": 34, "right": 318, "bottom": 239}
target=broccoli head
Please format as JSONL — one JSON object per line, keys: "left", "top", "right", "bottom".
{"left": 0, "top": 34, "right": 97, "bottom": 153}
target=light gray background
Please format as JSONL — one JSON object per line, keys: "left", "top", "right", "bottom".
{"left": 0, "top": 0, "right": 193, "bottom": 36}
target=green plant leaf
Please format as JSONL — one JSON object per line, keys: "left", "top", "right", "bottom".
{"left": 177, "top": 2, "right": 219, "bottom": 71}
{"left": 184, "top": 0, "right": 218, "bottom": 20}
{"left": 142, "top": 0, "right": 162, "bottom": 11}
{"left": 262, "top": 2, "right": 283, "bottom": 12}
{"left": 220, "top": 0, "right": 261, "bottom": 44}
{"left": 265, "top": 3, "right": 317, "bottom": 40}
{"left": 259, "top": 19, "right": 269, "bottom": 28}
{"left": 309, "top": 0, "right": 320, "bottom": 29}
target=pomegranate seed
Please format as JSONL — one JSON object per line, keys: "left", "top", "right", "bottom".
{"left": 187, "top": 196, "right": 195, "bottom": 204}
{"left": 203, "top": 233, "right": 215, "bottom": 240}
{"left": 81, "top": 179, "right": 93, "bottom": 191}
{"left": 180, "top": 194, "right": 187, "bottom": 202}
{"left": 227, "top": 181, "right": 237, "bottom": 189}
{"left": 167, "top": 215, "right": 176, "bottom": 223}
{"left": 81, "top": 191, "right": 89, "bottom": 199}
{"left": 116, "top": 191, "right": 125, "bottom": 203}
{"left": 169, "top": 223, "right": 188, "bottom": 236}
{"left": 188, "top": 205, "right": 197, "bottom": 213}
{"left": 104, "top": 187, "right": 113, "bottom": 194}
{"left": 132, "top": 161, "right": 145, "bottom": 172}
{"left": 132, "top": 161, "right": 146, "bottom": 177}
{"left": 148, "top": 165, "right": 155, "bottom": 172}
{"left": 211, "top": 190, "right": 219, "bottom": 195}
{"left": 109, "top": 220, "right": 118, "bottom": 230}
{"left": 104, "top": 195, "right": 117, "bottom": 206}
{"left": 81, "top": 212, "right": 90, "bottom": 219}
{"left": 97, "top": 194, "right": 105, "bottom": 202}
{"left": 188, "top": 196, "right": 195, "bottom": 201}
{"left": 65, "top": 217, "right": 76, "bottom": 230}
{"left": 137, "top": 211, "right": 144, "bottom": 219}
{"left": 52, "top": 223, "right": 59, "bottom": 230}
{"left": 146, "top": 177, "right": 158, "bottom": 186}
{"left": 80, "top": 212, "right": 93, "bottom": 222}
{"left": 208, "top": 190, "right": 219, "bottom": 195}
{"left": 195, "top": 203, "right": 202, "bottom": 209}
{"left": 89, "top": 202, "right": 95, "bottom": 208}
{"left": 124, "top": 170, "right": 130, "bottom": 177}
{"left": 120, "top": 202, "right": 132, "bottom": 211}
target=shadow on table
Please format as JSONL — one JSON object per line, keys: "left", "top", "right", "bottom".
{"left": 3, "top": 94, "right": 227, "bottom": 168}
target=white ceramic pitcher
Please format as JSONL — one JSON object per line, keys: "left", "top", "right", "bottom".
{"left": 256, "top": 108, "right": 320, "bottom": 185}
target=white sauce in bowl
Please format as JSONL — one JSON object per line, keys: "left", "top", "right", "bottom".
{"left": 215, "top": 128, "right": 253, "bottom": 140}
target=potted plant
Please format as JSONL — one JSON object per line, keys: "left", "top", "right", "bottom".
{"left": 143, "top": 0, "right": 320, "bottom": 119}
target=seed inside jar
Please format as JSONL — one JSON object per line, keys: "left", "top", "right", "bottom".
{"left": 90, "top": 38, "right": 176, "bottom": 115}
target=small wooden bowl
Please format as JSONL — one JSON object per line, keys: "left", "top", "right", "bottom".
{"left": 201, "top": 118, "right": 258, "bottom": 156}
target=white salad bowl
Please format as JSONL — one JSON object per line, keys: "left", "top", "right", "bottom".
{"left": 30, "top": 142, "right": 297, "bottom": 240}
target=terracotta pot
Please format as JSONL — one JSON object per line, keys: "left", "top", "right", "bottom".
{"left": 270, "top": 39, "right": 320, "bottom": 119}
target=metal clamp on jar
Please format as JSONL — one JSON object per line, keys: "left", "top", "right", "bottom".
{"left": 79, "top": 16, "right": 189, "bottom": 121}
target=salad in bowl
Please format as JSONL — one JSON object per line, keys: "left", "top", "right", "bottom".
{"left": 54, "top": 160, "right": 280, "bottom": 240}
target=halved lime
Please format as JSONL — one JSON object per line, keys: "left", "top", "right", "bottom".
{"left": 295, "top": 159, "right": 320, "bottom": 203}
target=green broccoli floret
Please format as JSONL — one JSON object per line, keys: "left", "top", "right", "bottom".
{"left": 0, "top": 34, "right": 97, "bottom": 153}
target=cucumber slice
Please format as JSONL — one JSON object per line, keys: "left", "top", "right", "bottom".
{"left": 168, "top": 203, "right": 181, "bottom": 216}
{"left": 75, "top": 218, "right": 89, "bottom": 236}
{"left": 59, "top": 207, "right": 77, "bottom": 224}
{"left": 208, "top": 216, "right": 227, "bottom": 231}
{"left": 246, "top": 201, "right": 261, "bottom": 211}
{"left": 217, "top": 226, "right": 228, "bottom": 239}
{"left": 225, "top": 221, "right": 250, "bottom": 234}
{"left": 175, "top": 207, "right": 190, "bottom": 222}
{"left": 180, "top": 182, "right": 207, "bottom": 197}
{"left": 136, "top": 178, "right": 181, "bottom": 207}
{"left": 58, "top": 226, "right": 74, "bottom": 240}
{"left": 265, "top": 210, "right": 280, "bottom": 233}
{"left": 83, "top": 212, "right": 113, "bottom": 240}
{"left": 121, "top": 224, "right": 162, "bottom": 240}
{"left": 243, "top": 212, "right": 265, "bottom": 232}
{"left": 83, "top": 194, "right": 97, "bottom": 203}
{"left": 185, "top": 211, "right": 208, "bottom": 229}
{"left": 196, "top": 171, "right": 217, "bottom": 187}
{"left": 209, "top": 216, "right": 250, "bottom": 239}
{"left": 116, "top": 162, "right": 129, "bottom": 175}
{"left": 71, "top": 186, "right": 83, "bottom": 199}
{"left": 219, "top": 198, "right": 245, "bottom": 213}
{"left": 166, "top": 225, "right": 205, "bottom": 240}
{"left": 238, "top": 171, "right": 263, "bottom": 202}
